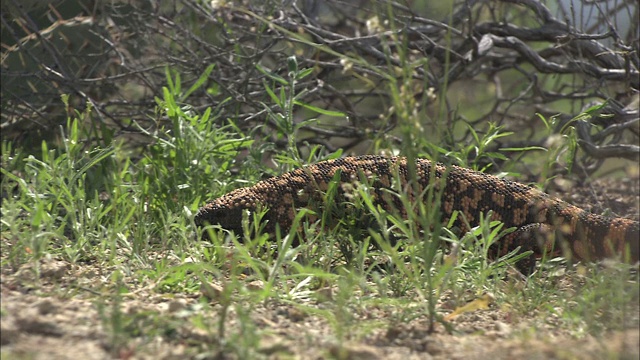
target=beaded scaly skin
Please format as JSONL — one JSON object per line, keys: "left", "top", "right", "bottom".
{"left": 195, "top": 155, "right": 639, "bottom": 273}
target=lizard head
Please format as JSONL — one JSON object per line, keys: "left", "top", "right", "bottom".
{"left": 195, "top": 203, "right": 245, "bottom": 237}
{"left": 194, "top": 188, "right": 265, "bottom": 238}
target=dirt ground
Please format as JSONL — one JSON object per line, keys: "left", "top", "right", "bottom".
{"left": 2, "top": 177, "right": 639, "bottom": 359}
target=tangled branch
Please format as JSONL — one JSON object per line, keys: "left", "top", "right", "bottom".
{"left": 1, "top": 0, "right": 637, "bottom": 171}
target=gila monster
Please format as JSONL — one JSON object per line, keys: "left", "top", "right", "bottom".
{"left": 195, "top": 155, "right": 639, "bottom": 274}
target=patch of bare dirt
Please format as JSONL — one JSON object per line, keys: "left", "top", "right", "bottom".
{"left": 2, "top": 270, "right": 638, "bottom": 360}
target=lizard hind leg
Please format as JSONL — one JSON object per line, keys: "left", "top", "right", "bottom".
{"left": 492, "top": 223, "right": 563, "bottom": 275}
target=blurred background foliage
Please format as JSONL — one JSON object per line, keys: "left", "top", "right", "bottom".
{"left": 1, "top": 0, "right": 638, "bottom": 175}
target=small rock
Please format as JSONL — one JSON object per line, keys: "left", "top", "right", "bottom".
{"left": 200, "top": 282, "right": 224, "bottom": 301}
{"left": 495, "top": 321, "right": 512, "bottom": 336}
{"left": 316, "top": 287, "right": 333, "bottom": 302}
{"left": 36, "top": 298, "right": 57, "bottom": 315}
{"left": 41, "top": 260, "right": 69, "bottom": 280}
{"left": 168, "top": 299, "right": 187, "bottom": 313}
{"left": 247, "top": 280, "right": 264, "bottom": 291}
{"left": 286, "top": 307, "right": 307, "bottom": 322}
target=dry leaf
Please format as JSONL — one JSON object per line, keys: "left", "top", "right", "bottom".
{"left": 444, "top": 293, "right": 495, "bottom": 321}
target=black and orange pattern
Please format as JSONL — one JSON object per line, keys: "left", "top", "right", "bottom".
{"left": 195, "top": 155, "right": 639, "bottom": 273}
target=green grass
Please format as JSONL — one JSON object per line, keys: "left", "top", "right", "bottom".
{"left": 1, "top": 47, "right": 638, "bottom": 360}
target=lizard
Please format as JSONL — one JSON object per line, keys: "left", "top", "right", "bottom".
{"left": 194, "top": 155, "right": 639, "bottom": 274}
